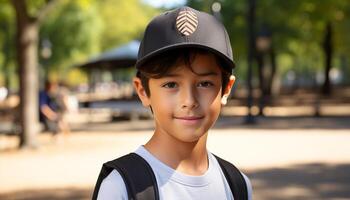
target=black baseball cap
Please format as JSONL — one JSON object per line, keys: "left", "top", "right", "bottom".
{"left": 136, "top": 6, "right": 235, "bottom": 72}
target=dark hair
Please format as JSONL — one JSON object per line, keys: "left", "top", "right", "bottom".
{"left": 136, "top": 48, "right": 232, "bottom": 97}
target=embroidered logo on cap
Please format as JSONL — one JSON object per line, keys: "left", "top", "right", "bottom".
{"left": 176, "top": 10, "right": 198, "bottom": 36}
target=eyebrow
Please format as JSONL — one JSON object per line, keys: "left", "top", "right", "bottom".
{"left": 163, "top": 71, "right": 219, "bottom": 77}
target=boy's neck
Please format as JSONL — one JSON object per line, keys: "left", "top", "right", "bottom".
{"left": 144, "top": 131, "right": 209, "bottom": 176}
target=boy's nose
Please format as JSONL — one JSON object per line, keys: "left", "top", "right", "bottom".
{"left": 180, "top": 87, "right": 199, "bottom": 109}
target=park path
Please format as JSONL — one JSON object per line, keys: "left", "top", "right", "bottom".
{"left": 1, "top": 121, "right": 350, "bottom": 200}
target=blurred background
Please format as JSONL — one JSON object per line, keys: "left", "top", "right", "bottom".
{"left": 0, "top": 0, "right": 349, "bottom": 199}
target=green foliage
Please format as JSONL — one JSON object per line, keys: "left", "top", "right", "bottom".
{"left": 96, "top": 0, "right": 159, "bottom": 50}
{"left": 26, "top": 0, "right": 49, "bottom": 16}
{"left": 38, "top": 0, "right": 159, "bottom": 85}
{"left": 40, "top": 1, "right": 103, "bottom": 70}
{"left": 0, "top": 0, "right": 16, "bottom": 88}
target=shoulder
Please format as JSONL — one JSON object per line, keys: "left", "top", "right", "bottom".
{"left": 97, "top": 170, "right": 128, "bottom": 200}
{"left": 210, "top": 153, "right": 253, "bottom": 200}
{"left": 241, "top": 172, "right": 253, "bottom": 200}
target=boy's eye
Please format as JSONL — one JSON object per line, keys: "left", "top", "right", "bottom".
{"left": 198, "top": 81, "right": 214, "bottom": 88}
{"left": 162, "top": 82, "right": 178, "bottom": 88}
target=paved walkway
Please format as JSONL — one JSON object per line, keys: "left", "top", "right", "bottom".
{"left": 1, "top": 117, "right": 350, "bottom": 200}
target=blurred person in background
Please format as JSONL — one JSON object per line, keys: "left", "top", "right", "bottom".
{"left": 39, "top": 81, "right": 70, "bottom": 141}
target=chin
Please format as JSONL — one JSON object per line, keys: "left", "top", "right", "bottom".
{"left": 178, "top": 129, "right": 208, "bottom": 143}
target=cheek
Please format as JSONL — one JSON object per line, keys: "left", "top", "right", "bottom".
{"left": 150, "top": 91, "right": 175, "bottom": 115}
{"left": 198, "top": 88, "right": 222, "bottom": 107}
{"left": 210, "top": 95, "right": 222, "bottom": 114}
{"left": 202, "top": 89, "right": 222, "bottom": 118}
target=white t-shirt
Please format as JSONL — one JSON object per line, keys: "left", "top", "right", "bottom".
{"left": 97, "top": 146, "right": 253, "bottom": 200}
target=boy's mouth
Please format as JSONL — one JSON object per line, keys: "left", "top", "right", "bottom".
{"left": 174, "top": 116, "right": 204, "bottom": 120}
{"left": 173, "top": 116, "right": 204, "bottom": 125}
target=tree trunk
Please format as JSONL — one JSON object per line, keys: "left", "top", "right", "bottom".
{"left": 256, "top": 52, "right": 264, "bottom": 94}
{"left": 322, "top": 22, "right": 333, "bottom": 95}
{"left": 256, "top": 52, "right": 265, "bottom": 116}
{"left": 12, "top": 0, "right": 40, "bottom": 148}
{"left": 17, "top": 22, "right": 40, "bottom": 148}
{"left": 12, "top": 0, "right": 58, "bottom": 148}
{"left": 267, "top": 48, "right": 276, "bottom": 96}
{"left": 256, "top": 46, "right": 276, "bottom": 116}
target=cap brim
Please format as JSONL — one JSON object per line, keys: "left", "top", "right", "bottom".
{"left": 136, "top": 43, "right": 235, "bottom": 72}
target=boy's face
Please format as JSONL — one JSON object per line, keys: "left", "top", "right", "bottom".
{"left": 134, "top": 53, "right": 234, "bottom": 143}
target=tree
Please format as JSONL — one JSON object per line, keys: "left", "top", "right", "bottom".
{"left": 7, "top": 0, "right": 160, "bottom": 148}
{"left": 38, "top": 0, "right": 158, "bottom": 84}
{"left": 11, "top": 0, "right": 58, "bottom": 148}
{"left": 96, "top": 0, "right": 158, "bottom": 51}
{"left": 322, "top": 22, "right": 333, "bottom": 95}
{"left": 40, "top": 0, "right": 103, "bottom": 78}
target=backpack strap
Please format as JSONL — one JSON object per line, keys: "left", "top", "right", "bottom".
{"left": 92, "top": 153, "right": 159, "bottom": 200}
{"left": 214, "top": 155, "right": 248, "bottom": 200}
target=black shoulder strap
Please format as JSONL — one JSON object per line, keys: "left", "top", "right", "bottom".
{"left": 214, "top": 155, "right": 248, "bottom": 200}
{"left": 92, "top": 153, "right": 159, "bottom": 200}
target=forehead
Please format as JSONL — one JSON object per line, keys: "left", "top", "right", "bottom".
{"left": 167, "top": 53, "right": 222, "bottom": 75}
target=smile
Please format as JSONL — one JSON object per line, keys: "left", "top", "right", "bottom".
{"left": 173, "top": 116, "right": 204, "bottom": 125}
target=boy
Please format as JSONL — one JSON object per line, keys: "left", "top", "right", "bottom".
{"left": 93, "top": 6, "right": 252, "bottom": 200}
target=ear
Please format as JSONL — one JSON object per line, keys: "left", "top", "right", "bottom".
{"left": 133, "top": 77, "right": 151, "bottom": 107}
{"left": 221, "top": 75, "right": 236, "bottom": 105}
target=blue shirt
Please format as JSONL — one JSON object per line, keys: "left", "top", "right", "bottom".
{"left": 39, "top": 90, "right": 57, "bottom": 121}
